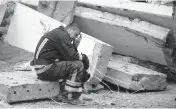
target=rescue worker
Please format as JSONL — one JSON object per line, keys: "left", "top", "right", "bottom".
{"left": 30, "top": 23, "right": 90, "bottom": 104}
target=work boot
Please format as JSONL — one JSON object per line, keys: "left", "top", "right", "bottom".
{"left": 52, "top": 90, "right": 85, "bottom": 105}
{"left": 51, "top": 93, "right": 85, "bottom": 105}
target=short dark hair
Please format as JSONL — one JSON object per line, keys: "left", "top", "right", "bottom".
{"left": 65, "top": 23, "right": 81, "bottom": 34}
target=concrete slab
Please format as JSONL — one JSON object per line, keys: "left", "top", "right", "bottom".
{"left": 0, "top": 4, "right": 6, "bottom": 25}
{"left": 104, "top": 55, "right": 167, "bottom": 91}
{"left": 38, "top": 0, "right": 78, "bottom": 25}
{"left": 146, "top": 0, "right": 173, "bottom": 5}
{"left": 74, "top": 6, "right": 175, "bottom": 68}
{"left": 5, "top": 3, "right": 63, "bottom": 52}
{"left": 78, "top": 0, "right": 173, "bottom": 30}
{"left": 0, "top": 71, "right": 59, "bottom": 103}
{"left": 5, "top": 3, "right": 113, "bottom": 85}
{"left": 20, "top": 0, "right": 39, "bottom": 7}
{"left": 37, "top": 1, "right": 56, "bottom": 17}
{"left": 53, "top": 0, "right": 78, "bottom": 25}
{"left": 78, "top": 33, "right": 113, "bottom": 84}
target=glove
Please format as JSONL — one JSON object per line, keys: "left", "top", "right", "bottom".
{"left": 30, "top": 60, "right": 34, "bottom": 66}
{"left": 82, "top": 70, "right": 90, "bottom": 82}
{"left": 81, "top": 53, "right": 89, "bottom": 70}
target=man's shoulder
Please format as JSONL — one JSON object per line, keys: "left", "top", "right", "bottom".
{"left": 44, "top": 26, "right": 71, "bottom": 43}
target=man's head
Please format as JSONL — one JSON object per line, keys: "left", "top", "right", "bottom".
{"left": 66, "top": 23, "right": 82, "bottom": 47}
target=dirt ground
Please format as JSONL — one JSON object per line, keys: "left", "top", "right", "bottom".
{"left": 0, "top": 41, "right": 176, "bottom": 108}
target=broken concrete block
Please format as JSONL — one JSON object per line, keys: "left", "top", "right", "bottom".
{"left": 146, "top": 0, "right": 173, "bottom": 5}
{"left": 74, "top": 6, "right": 176, "bottom": 69}
{"left": 38, "top": 1, "right": 78, "bottom": 25}
{"left": 78, "top": 0, "right": 173, "bottom": 30}
{"left": 5, "top": 3, "right": 113, "bottom": 85}
{"left": 78, "top": 33, "right": 113, "bottom": 84}
{"left": 37, "top": 1, "right": 56, "bottom": 17}
{"left": 5, "top": 3, "right": 63, "bottom": 52}
{"left": 53, "top": 0, "right": 78, "bottom": 25}
{"left": 0, "top": 4, "right": 6, "bottom": 25}
{"left": 0, "top": 71, "right": 59, "bottom": 103}
{"left": 110, "top": 54, "right": 168, "bottom": 73}
{"left": 104, "top": 55, "right": 167, "bottom": 91}
{"left": 19, "top": 0, "right": 39, "bottom": 7}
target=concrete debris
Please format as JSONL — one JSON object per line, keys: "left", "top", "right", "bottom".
{"left": 0, "top": 0, "right": 174, "bottom": 105}
{"left": 0, "top": 71, "right": 60, "bottom": 103}
{"left": 0, "top": 4, "right": 7, "bottom": 26}
{"left": 0, "top": 27, "right": 8, "bottom": 34}
{"left": 104, "top": 54, "right": 167, "bottom": 90}
{"left": 110, "top": 54, "right": 168, "bottom": 73}
{"left": 5, "top": 3, "right": 63, "bottom": 52}
{"left": 77, "top": 0, "right": 173, "bottom": 29}
{"left": 38, "top": 0, "right": 78, "bottom": 25}
{"left": 78, "top": 33, "right": 113, "bottom": 84}
{"left": 5, "top": 3, "right": 113, "bottom": 85}
{"left": 146, "top": 0, "right": 173, "bottom": 5}
{"left": 19, "top": 0, "right": 39, "bottom": 7}
{"left": 74, "top": 6, "right": 176, "bottom": 71}
{"left": 37, "top": 1, "right": 56, "bottom": 17}
{"left": 52, "top": 0, "right": 78, "bottom": 25}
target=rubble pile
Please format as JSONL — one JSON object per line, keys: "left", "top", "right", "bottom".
{"left": 0, "top": 0, "right": 175, "bottom": 105}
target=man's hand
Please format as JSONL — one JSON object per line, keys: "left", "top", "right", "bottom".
{"left": 82, "top": 70, "right": 90, "bottom": 82}
{"left": 81, "top": 53, "right": 89, "bottom": 70}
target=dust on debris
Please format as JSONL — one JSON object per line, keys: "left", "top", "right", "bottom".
{"left": 0, "top": 41, "right": 176, "bottom": 108}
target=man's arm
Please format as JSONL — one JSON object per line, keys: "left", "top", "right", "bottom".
{"left": 51, "top": 35, "right": 81, "bottom": 61}
{"left": 45, "top": 27, "right": 82, "bottom": 61}
{"left": 58, "top": 41, "right": 80, "bottom": 60}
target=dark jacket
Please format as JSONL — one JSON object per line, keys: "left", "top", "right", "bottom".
{"left": 31, "top": 26, "right": 80, "bottom": 65}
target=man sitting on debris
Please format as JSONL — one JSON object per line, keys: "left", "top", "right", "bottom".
{"left": 30, "top": 23, "right": 90, "bottom": 104}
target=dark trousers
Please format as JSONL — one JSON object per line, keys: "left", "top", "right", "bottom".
{"left": 37, "top": 61, "right": 84, "bottom": 82}
{"left": 36, "top": 60, "right": 89, "bottom": 100}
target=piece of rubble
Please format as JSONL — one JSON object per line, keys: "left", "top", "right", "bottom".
{"left": 74, "top": 6, "right": 176, "bottom": 70}
{"left": 0, "top": 71, "right": 60, "bottom": 103}
{"left": 0, "top": 4, "right": 6, "bottom": 25}
{"left": 37, "top": 1, "right": 56, "bottom": 17}
{"left": 5, "top": 3, "right": 113, "bottom": 85}
{"left": 77, "top": 0, "right": 173, "bottom": 29}
{"left": 53, "top": 0, "right": 78, "bottom": 25}
{"left": 104, "top": 55, "right": 167, "bottom": 91}
{"left": 5, "top": 3, "right": 63, "bottom": 52}
{"left": 19, "top": 0, "right": 39, "bottom": 8}
{"left": 38, "top": 1, "right": 78, "bottom": 25}
{"left": 146, "top": 0, "right": 173, "bottom": 5}
{"left": 78, "top": 34, "right": 113, "bottom": 84}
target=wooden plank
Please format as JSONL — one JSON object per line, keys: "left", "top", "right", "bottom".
{"left": 0, "top": 71, "right": 59, "bottom": 103}
{"left": 73, "top": 6, "right": 176, "bottom": 69}
{"left": 104, "top": 55, "right": 167, "bottom": 91}
{"left": 78, "top": 0, "right": 173, "bottom": 30}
